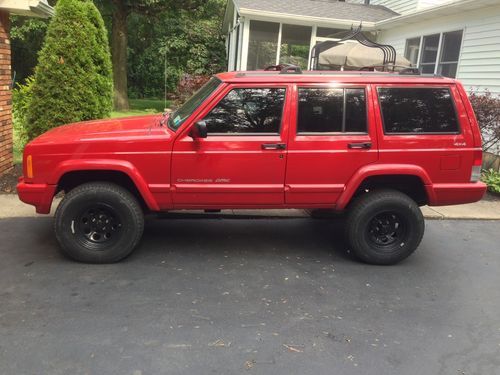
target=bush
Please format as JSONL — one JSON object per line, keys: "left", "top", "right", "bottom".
{"left": 170, "top": 74, "right": 210, "bottom": 106}
{"left": 12, "top": 76, "right": 35, "bottom": 150}
{"left": 482, "top": 169, "right": 500, "bottom": 194}
{"left": 469, "top": 90, "right": 500, "bottom": 153}
{"left": 25, "top": 0, "right": 113, "bottom": 140}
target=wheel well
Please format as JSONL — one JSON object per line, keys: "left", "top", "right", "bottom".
{"left": 354, "top": 175, "right": 428, "bottom": 206}
{"left": 56, "top": 170, "right": 147, "bottom": 210}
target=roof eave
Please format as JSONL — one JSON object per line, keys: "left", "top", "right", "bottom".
{"left": 239, "top": 8, "right": 377, "bottom": 29}
{"left": 375, "top": 0, "right": 499, "bottom": 29}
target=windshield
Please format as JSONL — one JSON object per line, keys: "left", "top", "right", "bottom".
{"left": 168, "top": 77, "right": 222, "bottom": 131}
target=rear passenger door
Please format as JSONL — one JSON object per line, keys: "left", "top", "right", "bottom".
{"left": 285, "top": 84, "right": 378, "bottom": 205}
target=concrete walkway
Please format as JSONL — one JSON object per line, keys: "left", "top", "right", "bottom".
{"left": 1, "top": 193, "right": 499, "bottom": 220}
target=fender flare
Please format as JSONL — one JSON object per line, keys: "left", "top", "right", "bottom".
{"left": 335, "top": 164, "right": 435, "bottom": 210}
{"left": 50, "top": 159, "right": 160, "bottom": 211}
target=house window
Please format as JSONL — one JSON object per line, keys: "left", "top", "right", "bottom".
{"left": 420, "top": 34, "right": 440, "bottom": 74}
{"left": 297, "top": 88, "right": 367, "bottom": 133}
{"left": 404, "top": 37, "right": 420, "bottom": 66}
{"left": 438, "top": 30, "right": 463, "bottom": 78}
{"left": 280, "top": 24, "right": 312, "bottom": 70}
{"left": 247, "top": 21, "right": 280, "bottom": 70}
{"left": 404, "top": 30, "right": 463, "bottom": 78}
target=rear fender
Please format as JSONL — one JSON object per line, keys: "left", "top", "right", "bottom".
{"left": 336, "top": 164, "right": 434, "bottom": 210}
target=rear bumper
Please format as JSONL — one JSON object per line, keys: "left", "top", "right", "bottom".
{"left": 427, "top": 182, "right": 487, "bottom": 206}
{"left": 16, "top": 178, "right": 57, "bottom": 214}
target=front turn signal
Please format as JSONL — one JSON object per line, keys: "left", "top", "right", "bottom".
{"left": 26, "top": 155, "right": 33, "bottom": 179}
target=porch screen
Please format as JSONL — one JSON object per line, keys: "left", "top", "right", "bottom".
{"left": 247, "top": 21, "right": 280, "bottom": 70}
{"left": 280, "top": 24, "right": 312, "bottom": 70}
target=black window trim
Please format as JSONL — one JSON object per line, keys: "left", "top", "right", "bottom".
{"left": 205, "top": 86, "right": 288, "bottom": 136}
{"left": 376, "top": 85, "right": 461, "bottom": 136}
{"left": 296, "top": 86, "right": 369, "bottom": 136}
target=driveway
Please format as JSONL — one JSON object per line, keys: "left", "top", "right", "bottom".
{"left": 0, "top": 216, "right": 499, "bottom": 375}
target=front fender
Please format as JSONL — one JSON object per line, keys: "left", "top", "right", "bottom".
{"left": 335, "top": 164, "right": 434, "bottom": 210}
{"left": 50, "top": 159, "right": 160, "bottom": 211}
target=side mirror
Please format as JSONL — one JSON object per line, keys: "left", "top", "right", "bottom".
{"left": 190, "top": 120, "right": 208, "bottom": 139}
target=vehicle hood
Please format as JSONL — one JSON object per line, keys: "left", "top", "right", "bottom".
{"left": 31, "top": 114, "right": 171, "bottom": 144}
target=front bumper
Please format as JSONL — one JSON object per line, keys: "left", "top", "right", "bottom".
{"left": 16, "top": 177, "right": 57, "bottom": 214}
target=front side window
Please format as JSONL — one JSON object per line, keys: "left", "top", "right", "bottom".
{"left": 297, "top": 88, "right": 367, "bottom": 133}
{"left": 168, "top": 77, "right": 221, "bottom": 131}
{"left": 203, "top": 88, "right": 286, "bottom": 134}
{"left": 378, "top": 87, "right": 459, "bottom": 134}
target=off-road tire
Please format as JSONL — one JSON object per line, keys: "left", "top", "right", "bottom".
{"left": 345, "top": 189, "right": 424, "bottom": 265}
{"left": 54, "top": 182, "right": 144, "bottom": 263}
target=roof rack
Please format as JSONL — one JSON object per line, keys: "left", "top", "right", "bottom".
{"left": 259, "top": 63, "right": 422, "bottom": 76}
{"left": 264, "top": 63, "right": 303, "bottom": 74}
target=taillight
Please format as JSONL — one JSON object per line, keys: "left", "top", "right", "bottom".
{"left": 470, "top": 150, "right": 482, "bottom": 182}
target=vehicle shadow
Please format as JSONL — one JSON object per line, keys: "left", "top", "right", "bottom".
{"left": 134, "top": 214, "right": 357, "bottom": 264}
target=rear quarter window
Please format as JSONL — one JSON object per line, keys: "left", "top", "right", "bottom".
{"left": 377, "top": 87, "right": 459, "bottom": 134}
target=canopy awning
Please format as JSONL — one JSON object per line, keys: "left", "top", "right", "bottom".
{"left": 318, "top": 41, "right": 411, "bottom": 70}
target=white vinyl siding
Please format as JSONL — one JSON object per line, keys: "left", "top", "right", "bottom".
{"left": 377, "top": 4, "right": 500, "bottom": 94}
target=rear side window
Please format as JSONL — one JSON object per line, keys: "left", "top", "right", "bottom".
{"left": 297, "top": 88, "right": 367, "bottom": 133}
{"left": 203, "top": 88, "right": 285, "bottom": 134}
{"left": 378, "top": 87, "right": 459, "bottom": 134}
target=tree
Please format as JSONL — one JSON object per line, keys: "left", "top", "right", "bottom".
{"left": 25, "top": 0, "right": 113, "bottom": 140}
{"left": 95, "top": 0, "right": 206, "bottom": 110}
{"left": 126, "top": 0, "right": 226, "bottom": 99}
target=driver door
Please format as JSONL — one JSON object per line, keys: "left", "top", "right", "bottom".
{"left": 171, "top": 84, "right": 291, "bottom": 208}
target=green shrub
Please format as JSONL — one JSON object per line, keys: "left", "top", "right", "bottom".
{"left": 25, "top": 0, "right": 112, "bottom": 140}
{"left": 12, "top": 76, "right": 35, "bottom": 150}
{"left": 482, "top": 169, "right": 500, "bottom": 194}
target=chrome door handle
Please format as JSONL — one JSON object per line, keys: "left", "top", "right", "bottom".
{"left": 348, "top": 142, "right": 372, "bottom": 149}
{"left": 262, "top": 143, "right": 286, "bottom": 150}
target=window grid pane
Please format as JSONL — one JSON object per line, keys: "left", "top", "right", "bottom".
{"left": 247, "top": 21, "right": 280, "bottom": 70}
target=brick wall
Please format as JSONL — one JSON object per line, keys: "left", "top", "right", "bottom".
{"left": 0, "top": 10, "right": 12, "bottom": 175}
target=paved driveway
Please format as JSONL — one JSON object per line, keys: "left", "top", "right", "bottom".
{"left": 0, "top": 216, "right": 499, "bottom": 375}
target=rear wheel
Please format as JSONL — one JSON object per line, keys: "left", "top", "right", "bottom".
{"left": 345, "top": 189, "right": 424, "bottom": 265}
{"left": 54, "top": 182, "right": 144, "bottom": 263}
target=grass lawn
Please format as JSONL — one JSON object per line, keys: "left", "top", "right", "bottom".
{"left": 111, "top": 98, "right": 170, "bottom": 118}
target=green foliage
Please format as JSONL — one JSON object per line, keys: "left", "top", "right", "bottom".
{"left": 12, "top": 77, "right": 35, "bottom": 150}
{"left": 25, "top": 0, "right": 113, "bottom": 140}
{"left": 469, "top": 90, "right": 500, "bottom": 152}
{"left": 127, "top": 0, "right": 226, "bottom": 98}
{"left": 482, "top": 169, "right": 500, "bottom": 194}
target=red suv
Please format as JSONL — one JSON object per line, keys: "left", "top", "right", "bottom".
{"left": 17, "top": 68, "right": 486, "bottom": 264}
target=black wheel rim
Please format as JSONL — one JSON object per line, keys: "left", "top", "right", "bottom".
{"left": 74, "top": 203, "right": 122, "bottom": 250}
{"left": 367, "top": 212, "right": 407, "bottom": 249}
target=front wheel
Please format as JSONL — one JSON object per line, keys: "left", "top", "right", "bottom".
{"left": 54, "top": 182, "right": 144, "bottom": 263}
{"left": 345, "top": 189, "right": 424, "bottom": 265}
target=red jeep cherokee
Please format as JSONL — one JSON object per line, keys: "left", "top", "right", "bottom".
{"left": 17, "top": 69, "right": 486, "bottom": 264}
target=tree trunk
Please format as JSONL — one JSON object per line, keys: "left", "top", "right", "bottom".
{"left": 111, "top": 1, "right": 129, "bottom": 111}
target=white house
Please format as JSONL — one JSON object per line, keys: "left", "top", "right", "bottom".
{"left": 223, "top": 0, "right": 500, "bottom": 94}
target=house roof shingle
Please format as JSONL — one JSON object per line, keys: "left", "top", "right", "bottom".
{"left": 233, "top": 0, "right": 398, "bottom": 22}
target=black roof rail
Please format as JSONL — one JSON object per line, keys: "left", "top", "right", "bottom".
{"left": 399, "top": 67, "right": 421, "bottom": 75}
{"left": 264, "top": 64, "right": 303, "bottom": 74}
